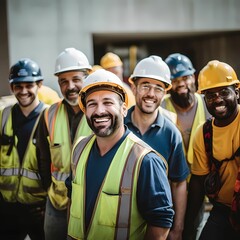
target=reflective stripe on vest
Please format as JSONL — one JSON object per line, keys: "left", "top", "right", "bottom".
{"left": 45, "top": 101, "right": 61, "bottom": 141}
{"left": 52, "top": 171, "right": 69, "bottom": 181}
{"left": 115, "top": 143, "right": 150, "bottom": 240}
{"left": 0, "top": 168, "right": 19, "bottom": 176}
{"left": 0, "top": 168, "right": 40, "bottom": 180}
{"left": 1, "top": 106, "right": 12, "bottom": 133}
{"left": 72, "top": 134, "right": 94, "bottom": 175}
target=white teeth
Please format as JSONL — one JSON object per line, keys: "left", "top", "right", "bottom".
{"left": 145, "top": 99, "right": 154, "bottom": 103}
{"left": 95, "top": 118, "right": 109, "bottom": 123}
{"left": 216, "top": 106, "right": 225, "bottom": 111}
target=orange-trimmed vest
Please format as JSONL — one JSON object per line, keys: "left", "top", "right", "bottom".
{"left": 45, "top": 101, "right": 92, "bottom": 210}
{"left": 162, "top": 93, "right": 207, "bottom": 165}
{"left": 0, "top": 105, "right": 47, "bottom": 203}
{"left": 68, "top": 132, "right": 168, "bottom": 240}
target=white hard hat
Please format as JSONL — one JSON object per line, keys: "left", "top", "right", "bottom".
{"left": 129, "top": 55, "right": 172, "bottom": 91}
{"left": 54, "top": 48, "right": 92, "bottom": 75}
{"left": 79, "top": 69, "right": 128, "bottom": 112}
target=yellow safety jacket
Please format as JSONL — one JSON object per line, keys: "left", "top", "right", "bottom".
{"left": 162, "top": 93, "right": 207, "bottom": 165}
{"left": 45, "top": 101, "right": 92, "bottom": 210}
{"left": 0, "top": 105, "right": 47, "bottom": 203}
{"left": 68, "top": 132, "right": 167, "bottom": 240}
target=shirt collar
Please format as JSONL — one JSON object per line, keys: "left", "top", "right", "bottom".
{"left": 125, "top": 105, "right": 164, "bottom": 129}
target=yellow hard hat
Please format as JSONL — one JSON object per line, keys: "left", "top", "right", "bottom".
{"left": 100, "top": 52, "right": 123, "bottom": 69}
{"left": 90, "top": 65, "right": 103, "bottom": 73}
{"left": 198, "top": 60, "right": 239, "bottom": 93}
{"left": 79, "top": 69, "right": 128, "bottom": 112}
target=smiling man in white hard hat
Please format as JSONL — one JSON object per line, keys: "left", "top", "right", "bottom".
{"left": 35, "top": 48, "right": 93, "bottom": 240}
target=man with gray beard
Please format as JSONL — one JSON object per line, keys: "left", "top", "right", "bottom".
{"left": 35, "top": 48, "right": 92, "bottom": 240}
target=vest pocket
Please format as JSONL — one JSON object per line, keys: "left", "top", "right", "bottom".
{"left": 98, "top": 191, "right": 119, "bottom": 227}
{"left": 0, "top": 145, "right": 14, "bottom": 166}
{"left": 71, "top": 182, "right": 83, "bottom": 219}
{"left": 50, "top": 144, "right": 63, "bottom": 168}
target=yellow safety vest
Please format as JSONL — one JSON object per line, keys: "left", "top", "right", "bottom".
{"left": 0, "top": 105, "right": 47, "bottom": 203}
{"left": 45, "top": 101, "right": 92, "bottom": 210}
{"left": 162, "top": 93, "right": 207, "bottom": 165}
{"left": 68, "top": 132, "right": 167, "bottom": 240}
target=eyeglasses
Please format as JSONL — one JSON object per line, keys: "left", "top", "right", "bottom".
{"left": 137, "top": 83, "right": 165, "bottom": 96}
{"left": 204, "top": 88, "right": 232, "bottom": 101}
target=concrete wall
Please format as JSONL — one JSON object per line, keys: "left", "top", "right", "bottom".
{"left": 5, "top": 0, "right": 240, "bottom": 94}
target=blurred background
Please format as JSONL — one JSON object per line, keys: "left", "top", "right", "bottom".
{"left": 1, "top": 0, "right": 240, "bottom": 96}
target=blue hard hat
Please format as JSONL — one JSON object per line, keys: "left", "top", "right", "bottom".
{"left": 165, "top": 53, "right": 195, "bottom": 80}
{"left": 9, "top": 58, "right": 43, "bottom": 83}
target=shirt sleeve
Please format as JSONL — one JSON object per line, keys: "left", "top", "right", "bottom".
{"left": 137, "top": 152, "right": 174, "bottom": 228}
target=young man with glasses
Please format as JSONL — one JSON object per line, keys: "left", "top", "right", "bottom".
{"left": 125, "top": 55, "right": 189, "bottom": 240}
{"left": 184, "top": 60, "right": 240, "bottom": 240}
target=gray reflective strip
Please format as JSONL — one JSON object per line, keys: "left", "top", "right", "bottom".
{"left": 1, "top": 106, "right": 12, "bottom": 133}
{"left": 0, "top": 168, "right": 40, "bottom": 180}
{"left": 52, "top": 171, "right": 69, "bottom": 181}
{"left": 47, "top": 103, "right": 59, "bottom": 133}
{"left": 0, "top": 168, "right": 19, "bottom": 176}
{"left": 115, "top": 143, "right": 150, "bottom": 240}
{"left": 72, "top": 135, "right": 94, "bottom": 169}
{"left": 20, "top": 169, "right": 41, "bottom": 180}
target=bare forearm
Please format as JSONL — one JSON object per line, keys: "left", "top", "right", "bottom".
{"left": 145, "top": 225, "right": 170, "bottom": 240}
{"left": 169, "top": 180, "right": 187, "bottom": 239}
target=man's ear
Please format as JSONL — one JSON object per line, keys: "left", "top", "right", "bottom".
{"left": 122, "top": 102, "right": 128, "bottom": 117}
{"left": 235, "top": 87, "right": 239, "bottom": 100}
{"left": 10, "top": 83, "right": 14, "bottom": 92}
{"left": 130, "top": 83, "right": 137, "bottom": 96}
{"left": 37, "top": 80, "right": 43, "bottom": 88}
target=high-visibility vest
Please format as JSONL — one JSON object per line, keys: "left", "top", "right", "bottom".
{"left": 45, "top": 101, "right": 92, "bottom": 210}
{"left": 0, "top": 105, "right": 47, "bottom": 203}
{"left": 162, "top": 93, "right": 207, "bottom": 165}
{"left": 68, "top": 132, "right": 167, "bottom": 240}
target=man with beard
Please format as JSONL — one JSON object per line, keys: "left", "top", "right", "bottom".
{"left": 183, "top": 60, "right": 240, "bottom": 240}
{"left": 124, "top": 56, "right": 189, "bottom": 240}
{"left": 67, "top": 69, "right": 174, "bottom": 239}
{"left": 162, "top": 53, "right": 211, "bottom": 166}
{"left": 35, "top": 48, "right": 92, "bottom": 240}
{"left": 0, "top": 58, "right": 47, "bottom": 239}
{"left": 162, "top": 53, "right": 211, "bottom": 239}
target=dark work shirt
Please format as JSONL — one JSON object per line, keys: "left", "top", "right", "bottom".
{"left": 12, "top": 102, "right": 44, "bottom": 164}
{"left": 64, "top": 100, "right": 84, "bottom": 143}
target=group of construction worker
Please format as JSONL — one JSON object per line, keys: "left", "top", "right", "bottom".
{"left": 0, "top": 47, "right": 239, "bottom": 240}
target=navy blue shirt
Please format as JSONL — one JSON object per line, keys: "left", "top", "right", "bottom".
{"left": 66, "top": 127, "right": 174, "bottom": 230}
{"left": 125, "top": 106, "right": 189, "bottom": 182}
{"left": 12, "top": 101, "right": 44, "bottom": 163}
